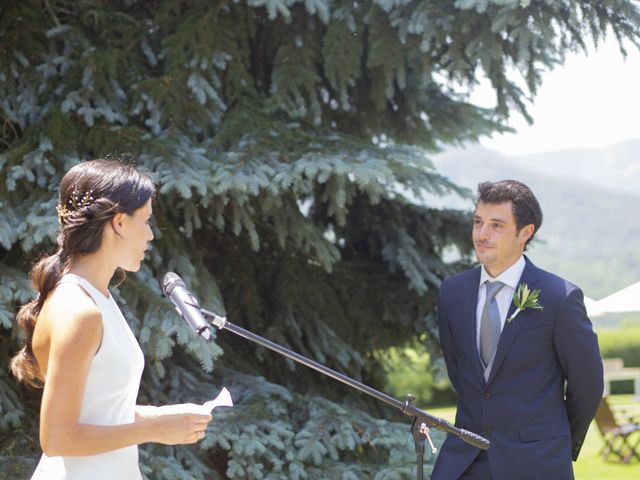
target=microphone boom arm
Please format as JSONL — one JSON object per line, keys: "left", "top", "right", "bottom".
{"left": 200, "top": 307, "right": 489, "bottom": 451}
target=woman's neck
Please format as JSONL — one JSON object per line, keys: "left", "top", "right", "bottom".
{"left": 67, "top": 253, "right": 116, "bottom": 297}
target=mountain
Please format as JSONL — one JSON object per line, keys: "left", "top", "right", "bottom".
{"left": 512, "top": 138, "right": 640, "bottom": 196}
{"left": 430, "top": 141, "right": 640, "bottom": 300}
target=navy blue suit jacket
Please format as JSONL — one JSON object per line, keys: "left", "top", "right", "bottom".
{"left": 431, "top": 258, "right": 603, "bottom": 480}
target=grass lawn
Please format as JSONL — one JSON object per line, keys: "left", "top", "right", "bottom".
{"left": 427, "top": 394, "right": 640, "bottom": 479}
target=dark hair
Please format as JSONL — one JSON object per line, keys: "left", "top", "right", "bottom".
{"left": 476, "top": 180, "right": 543, "bottom": 248}
{"left": 10, "top": 159, "right": 155, "bottom": 387}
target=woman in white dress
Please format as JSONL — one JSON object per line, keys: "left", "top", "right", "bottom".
{"left": 10, "top": 159, "right": 212, "bottom": 479}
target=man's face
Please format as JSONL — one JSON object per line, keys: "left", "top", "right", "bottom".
{"left": 472, "top": 201, "right": 532, "bottom": 277}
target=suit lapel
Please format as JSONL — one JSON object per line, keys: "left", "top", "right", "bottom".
{"left": 486, "top": 259, "right": 542, "bottom": 385}
{"left": 463, "top": 268, "right": 486, "bottom": 386}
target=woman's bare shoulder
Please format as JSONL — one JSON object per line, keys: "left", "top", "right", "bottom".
{"left": 33, "top": 282, "right": 103, "bottom": 376}
{"left": 41, "top": 283, "right": 103, "bottom": 337}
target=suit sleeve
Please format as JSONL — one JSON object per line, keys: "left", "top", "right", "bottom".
{"left": 552, "top": 285, "right": 603, "bottom": 461}
{"left": 437, "top": 284, "right": 459, "bottom": 393}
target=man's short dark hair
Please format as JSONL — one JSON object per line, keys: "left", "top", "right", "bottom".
{"left": 476, "top": 180, "right": 543, "bottom": 247}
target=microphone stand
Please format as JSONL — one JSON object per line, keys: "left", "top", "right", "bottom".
{"left": 200, "top": 308, "right": 489, "bottom": 480}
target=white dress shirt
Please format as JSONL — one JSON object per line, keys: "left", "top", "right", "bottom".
{"left": 476, "top": 255, "right": 526, "bottom": 352}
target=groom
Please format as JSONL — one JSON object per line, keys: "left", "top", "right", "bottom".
{"left": 431, "top": 180, "right": 603, "bottom": 480}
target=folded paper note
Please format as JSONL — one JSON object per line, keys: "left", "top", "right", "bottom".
{"left": 202, "top": 387, "right": 233, "bottom": 413}
{"left": 158, "top": 387, "right": 233, "bottom": 415}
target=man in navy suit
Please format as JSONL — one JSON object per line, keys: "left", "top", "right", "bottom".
{"left": 431, "top": 180, "right": 603, "bottom": 480}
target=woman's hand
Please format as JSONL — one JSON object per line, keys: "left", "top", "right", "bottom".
{"left": 147, "top": 411, "right": 212, "bottom": 445}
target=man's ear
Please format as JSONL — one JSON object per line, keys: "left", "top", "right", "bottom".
{"left": 110, "top": 212, "right": 126, "bottom": 238}
{"left": 520, "top": 224, "right": 535, "bottom": 242}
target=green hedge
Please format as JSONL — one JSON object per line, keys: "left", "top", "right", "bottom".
{"left": 598, "top": 326, "right": 640, "bottom": 367}
{"left": 382, "top": 345, "right": 457, "bottom": 408}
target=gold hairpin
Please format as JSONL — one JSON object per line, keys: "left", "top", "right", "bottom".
{"left": 56, "top": 189, "right": 95, "bottom": 223}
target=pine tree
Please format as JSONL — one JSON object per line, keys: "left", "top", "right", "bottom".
{"left": 1, "top": 1, "right": 638, "bottom": 478}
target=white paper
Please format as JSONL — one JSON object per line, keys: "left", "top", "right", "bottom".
{"left": 201, "top": 387, "right": 233, "bottom": 413}
{"left": 158, "top": 387, "right": 233, "bottom": 415}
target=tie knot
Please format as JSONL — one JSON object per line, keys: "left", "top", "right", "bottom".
{"left": 485, "top": 281, "right": 505, "bottom": 300}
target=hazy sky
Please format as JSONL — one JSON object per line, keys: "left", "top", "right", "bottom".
{"left": 470, "top": 37, "right": 640, "bottom": 156}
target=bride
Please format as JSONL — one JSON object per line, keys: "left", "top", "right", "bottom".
{"left": 11, "top": 159, "right": 212, "bottom": 479}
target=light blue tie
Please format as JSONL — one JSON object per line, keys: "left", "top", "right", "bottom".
{"left": 480, "top": 281, "right": 505, "bottom": 369}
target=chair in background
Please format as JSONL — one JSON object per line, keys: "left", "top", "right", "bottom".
{"left": 594, "top": 396, "right": 640, "bottom": 463}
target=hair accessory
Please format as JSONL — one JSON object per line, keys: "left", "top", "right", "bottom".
{"left": 56, "top": 189, "right": 95, "bottom": 223}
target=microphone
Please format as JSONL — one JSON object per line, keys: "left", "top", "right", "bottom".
{"left": 162, "top": 272, "right": 212, "bottom": 342}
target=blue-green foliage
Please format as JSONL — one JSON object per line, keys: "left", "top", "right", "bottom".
{"left": 1, "top": 0, "right": 638, "bottom": 478}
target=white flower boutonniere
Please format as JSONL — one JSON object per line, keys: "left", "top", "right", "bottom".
{"left": 507, "top": 283, "right": 543, "bottom": 323}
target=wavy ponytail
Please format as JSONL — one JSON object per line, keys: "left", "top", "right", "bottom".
{"left": 10, "top": 158, "right": 155, "bottom": 387}
{"left": 10, "top": 247, "right": 69, "bottom": 387}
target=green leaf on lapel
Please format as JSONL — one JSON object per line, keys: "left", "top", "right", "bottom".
{"left": 507, "top": 283, "right": 543, "bottom": 323}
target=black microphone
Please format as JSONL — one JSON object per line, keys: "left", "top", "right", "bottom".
{"left": 162, "top": 272, "right": 212, "bottom": 342}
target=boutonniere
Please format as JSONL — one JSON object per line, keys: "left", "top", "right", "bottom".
{"left": 506, "top": 283, "right": 543, "bottom": 323}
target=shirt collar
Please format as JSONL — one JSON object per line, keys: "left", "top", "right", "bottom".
{"left": 479, "top": 255, "right": 526, "bottom": 290}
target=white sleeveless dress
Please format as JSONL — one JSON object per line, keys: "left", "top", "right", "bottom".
{"left": 32, "top": 274, "right": 145, "bottom": 480}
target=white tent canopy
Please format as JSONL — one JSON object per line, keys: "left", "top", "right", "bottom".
{"left": 583, "top": 296, "right": 600, "bottom": 317}
{"left": 586, "top": 281, "right": 640, "bottom": 318}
